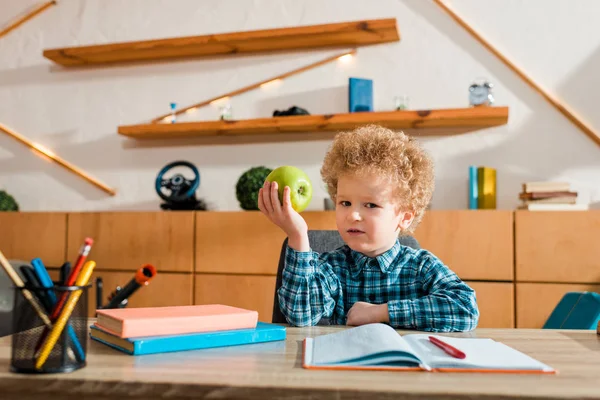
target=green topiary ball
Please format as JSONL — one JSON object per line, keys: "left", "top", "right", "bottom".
{"left": 236, "top": 166, "right": 272, "bottom": 210}
{"left": 0, "top": 190, "right": 19, "bottom": 211}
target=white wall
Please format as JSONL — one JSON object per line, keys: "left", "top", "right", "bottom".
{"left": 1, "top": 0, "right": 599, "bottom": 212}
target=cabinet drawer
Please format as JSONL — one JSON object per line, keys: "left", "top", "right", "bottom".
{"left": 195, "top": 211, "right": 336, "bottom": 274}
{"left": 516, "top": 282, "right": 600, "bottom": 328}
{"left": 67, "top": 212, "right": 195, "bottom": 272}
{"left": 49, "top": 270, "right": 193, "bottom": 316}
{"left": 466, "top": 281, "right": 514, "bottom": 328}
{"left": 515, "top": 211, "right": 600, "bottom": 282}
{"left": 414, "top": 211, "right": 514, "bottom": 281}
{"left": 0, "top": 212, "right": 67, "bottom": 266}
{"left": 194, "top": 274, "right": 276, "bottom": 322}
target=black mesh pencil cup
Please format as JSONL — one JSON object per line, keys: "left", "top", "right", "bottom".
{"left": 11, "top": 284, "right": 90, "bottom": 374}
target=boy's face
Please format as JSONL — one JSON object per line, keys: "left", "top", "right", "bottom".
{"left": 335, "top": 173, "right": 414, "bottom": 258}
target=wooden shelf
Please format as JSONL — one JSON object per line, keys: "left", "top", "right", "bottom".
{"left": 117, "top": 107, "right": 509, "bottom": 140}
{"left": 43, "top": 18, "right": 399, "bottom": 66}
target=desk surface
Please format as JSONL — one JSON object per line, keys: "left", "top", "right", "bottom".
{"left": 1, "top": 325, "right": 599, "bottom": 400}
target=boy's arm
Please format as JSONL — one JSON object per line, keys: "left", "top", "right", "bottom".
{"left": 278, "top": 247, "right": 342, "bottom": 327}
{"left": 387, "top": 258, "right": 479, "bottom": 332}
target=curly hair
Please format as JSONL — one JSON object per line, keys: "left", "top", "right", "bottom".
{"left": 320, "top": 125, "right": 434, "bottom": 233}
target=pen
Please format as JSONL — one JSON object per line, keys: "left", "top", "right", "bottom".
{"left": 0, "top": 250, "right": 52, "bottom": 327}
{"left": 103, "top": 264, "right": 157, "bottom": 309}
{"left": 30, "top": 258, "right": 85, "bottom": 362}
{"left": 36, "top": 260, "right": 96, "bottom": 369}
{"left": 428, "top": 336, "right": 466, "bottom": 359}
{"left": 59, "top": 262, "right": 71, "bottom": 285}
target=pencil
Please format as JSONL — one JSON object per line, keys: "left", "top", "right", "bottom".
{"left": 0, "top": 250, "right": 52, "bottom": 327}
{"left": 35, "top": 260, "right": 96, "bottom": 370}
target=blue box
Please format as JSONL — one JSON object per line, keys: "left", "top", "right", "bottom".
{"left": 543, "top": 292, "right": 600, "bottom": 330}
{"left": 349, "top": 77, "right": 373, "bottom": 113}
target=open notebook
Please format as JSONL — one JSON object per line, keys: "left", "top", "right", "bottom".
{"left": 303, "top": 323, "right": 556, "bottom": 374}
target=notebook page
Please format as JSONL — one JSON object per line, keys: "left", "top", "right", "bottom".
{"left": 404, "top": 334, "right": 555, "bottom": 372}
{"left": 310, "top": 323, "right": 420, "bottom": 365}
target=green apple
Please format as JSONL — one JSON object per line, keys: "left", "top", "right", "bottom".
{"left": 265, "top": 166, "right": 313, "bottom": 212}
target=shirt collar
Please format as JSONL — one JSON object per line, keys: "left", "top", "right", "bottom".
{"left": 349, "top": 238, "right": 403, "bottom": 276}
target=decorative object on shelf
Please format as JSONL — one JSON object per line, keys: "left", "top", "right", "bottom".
{"left": 219, "top": 103, "right": 233, "bottom": 121}
{"left": 236, "top": 166, "right": 272, "bottom": 211}
{"left": 265, "top": 166, "right": 313, "bottom": 213}
{"left": 170, "top": 103, "right": 177, "bottom": 123}
{"left": 394, "top": 95, "right": 410, "bottom": 111}
{"left": 273, "top": 106, "right": 310, "bottom": 117}
{"left": 0, "top": 1, "right": 57, "bottom": 40}
{"left": 119, "top": 107, "right": 510, "bottom": 140}
{"left": 348, "top": 77, "right": 373, "bottom": 112}
{"left": 0, "top": 122, "right": 116, "bottom": 196}
{"left": 434, "top": 0, "right": 600, "bottom": 147}
{"left": 155, "top": 160, "right": 207, "bottom": 211}
{"left": 152, "top": 49, "right": 355, "bottom": 124}
{"left": 0, "top": 190, "right": 18, "bottom": 211}
{"left": 43, "top": 18, "right": 398, "bottom": 67}
{"left": 469, "top": 79, "right": 494, "bottom": 107}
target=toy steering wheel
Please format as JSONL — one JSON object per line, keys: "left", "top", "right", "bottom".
{"left": 155, "top": 161, "right": 200, "bottom": 203}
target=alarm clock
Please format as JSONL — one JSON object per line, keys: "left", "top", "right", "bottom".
{"left": 469, "top": 81, "right": 494, "bottom": 106}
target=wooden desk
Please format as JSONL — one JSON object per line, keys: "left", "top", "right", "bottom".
{"left": 1, "top": 326, "right": 599, "bottom": 400}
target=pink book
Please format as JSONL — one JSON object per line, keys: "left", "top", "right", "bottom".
{"left": 94, "top": 304, "right": 258, "bottom": 338}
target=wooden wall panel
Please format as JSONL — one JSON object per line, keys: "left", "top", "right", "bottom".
{"left": 49, "top": 269, "right": 193, "bottom": 316}
{"left": 0, "top": 212, "right": 67, "bottom": 266}
{"left": 67, "top": 212, "right": 195, "bottom": 273}
{"left": 515, "top": 211, "right": 600, "bottom": 283}
{"left": 466, "top": 281, "right": 514, "bottom": 328}
{"left": 516, "top": 282, "right": 600, "bottom": 328}
{"left": 414, "top": 211, "right": 514, "bottom": 281}
{"left": 195, "top": 211, "right": 336, "bottom": 274}
{"left": 194, "top": 274, "right": 276, "bottom": 322}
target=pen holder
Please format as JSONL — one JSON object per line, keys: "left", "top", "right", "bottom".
{"left": 10, "top": 284, "right": 90, "bottom": 374}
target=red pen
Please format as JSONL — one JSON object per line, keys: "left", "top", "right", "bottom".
{"left": 428, "top": 336, "right": 466, "bottom": 359}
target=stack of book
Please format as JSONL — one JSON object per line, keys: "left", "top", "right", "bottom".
{"left": 90, "top": 304, "right": 286, "bottom": 355}
{"left": 469, "top": 166, "right": 497, "bottom": 209}
{"left": 519, "top": 182, "right": 588, "bottom": 211}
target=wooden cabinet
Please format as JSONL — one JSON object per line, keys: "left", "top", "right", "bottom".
{"left": 194, "top": 274, "right": 276, "bottom": 322}
{"left": 0, "top": 212, "right": 67, "bottom": 266}
{"left": 67, "top": 212, "right": 195, "bottom": 273}
{"left": 466, "top": 282, "right": 514, "bottom": 328}
{"left": 414, "top": 211, "right": 514, "bottom": 281}
{"left": 195, "top": 211, "right": 336, "bottom": 274}
{"left": 515, "top": 210, "right": 600, "bottom": 283}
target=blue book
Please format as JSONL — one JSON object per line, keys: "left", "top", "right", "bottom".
{"left": 543, "top": 292, "right": 600, "bottom": 330}
{"left": 468, "top": 166, "right": 478, "bottom": 209}
{"left": 348, "top": 77, "right": 373, "bottom": 112}
{"left": 90, "top": 322, "right": 286, "bottom": 355}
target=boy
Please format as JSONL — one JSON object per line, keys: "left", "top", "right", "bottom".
{"left": 258, "top": 125, "right": 479, "bottom": 332}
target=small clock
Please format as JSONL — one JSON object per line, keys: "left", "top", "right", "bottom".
{"left": 469, "top": 80, "right": 494, "bottom": 107}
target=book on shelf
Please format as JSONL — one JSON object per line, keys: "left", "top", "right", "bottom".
{"left": 95, "top": 304, "right": 258, "bottom": 339}
{"left": 477, "top": 166, "right": 496, "bottom": 209}
{"left": 90, "top": 322, "right": 286, "bottom": 355}
{"left": 348, "top": 77, "right": 373, "bottom": 113}
{"left": 519, "top": 191, "right": 577, "bottom": 200}
{"left": 518, "top": 203, "right": 589, "bottom": 211}
{"left": 522, "top": 181, "right": 571, "bottom": 193}
{"left": 302, "top": 323, "right": 556, "bottom": 374}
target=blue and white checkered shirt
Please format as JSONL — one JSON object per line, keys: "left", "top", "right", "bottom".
{"left": 277, "top": 238, "right": 479, "bottom": 332}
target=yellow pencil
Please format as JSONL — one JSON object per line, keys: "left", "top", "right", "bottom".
{"left": 35, "top": 260, "right": 96, "bottom": 370}
{"left": 0, "top": 250, "right": 52, "bottom": 327}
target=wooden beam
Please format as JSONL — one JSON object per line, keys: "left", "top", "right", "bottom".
{"left": 0, "top": 1, "right": 56, "bottom": 40}
{"left": 0, "top": 122, "right": 116, "bottom": 196}
{"left": 120, "top": 107, "right": 509, "bottom": 140}
{"left": 433, "top": 0, "right": 600, "bottom": 147}
{"left": 151, "top": 49, "right": 357, "bottom": 123}
{"left": 43, "top": 18, "right": 399, "bottom": 66}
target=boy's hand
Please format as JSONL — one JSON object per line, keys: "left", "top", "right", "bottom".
{"left": 258, "top": 180, "right": 309, "bottom": 251}
{"left": 346, "top": 302, "right": 390, "bottom": 326}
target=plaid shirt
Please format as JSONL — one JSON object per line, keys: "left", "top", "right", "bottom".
{"left": 278, "top": 239, "right": 479, "bottom": 332}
